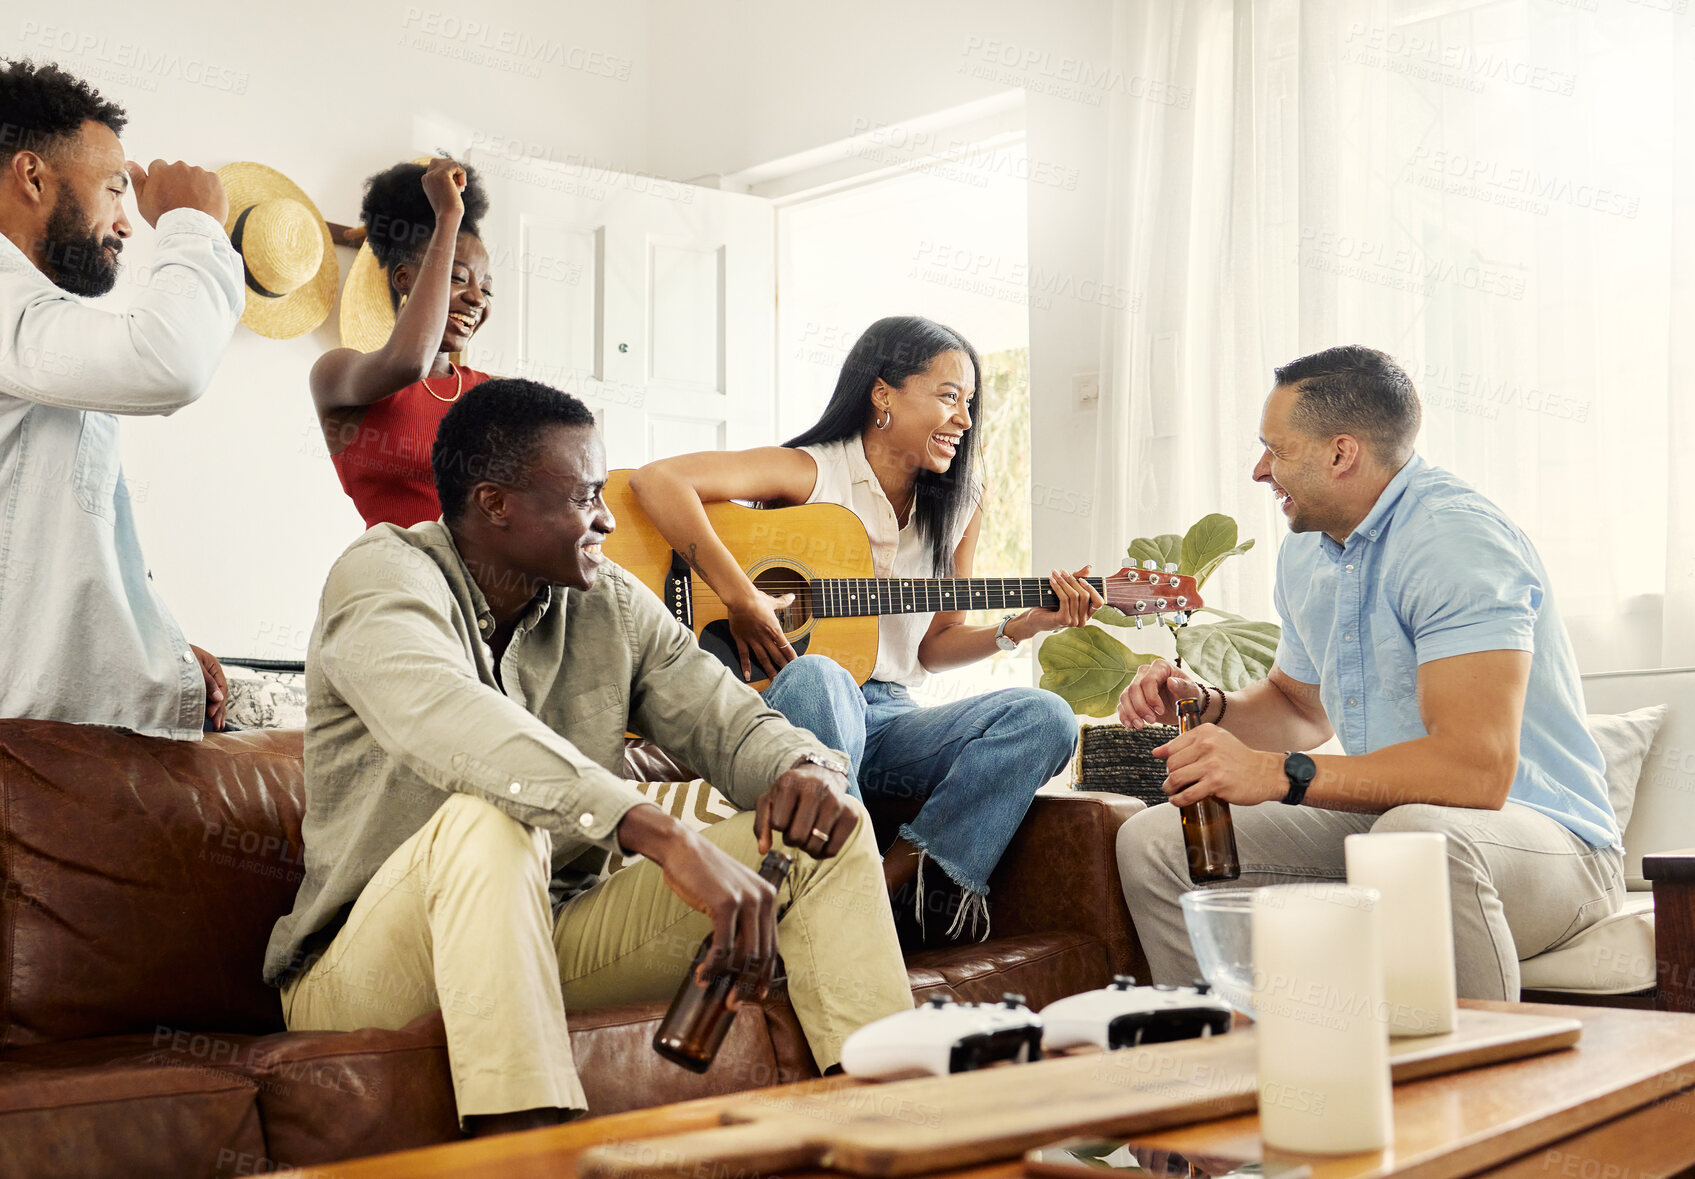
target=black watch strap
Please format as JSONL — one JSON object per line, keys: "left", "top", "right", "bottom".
{"left": 1281, "top": 751, "right": 1316, "bottom": 806}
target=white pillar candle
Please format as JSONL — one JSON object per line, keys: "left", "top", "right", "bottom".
{"left": 1252, "top": 883, "right": 1392, "bottom": 1155}
{"left": 1345, "top": 831, "right": 1458, "bottom": 1037}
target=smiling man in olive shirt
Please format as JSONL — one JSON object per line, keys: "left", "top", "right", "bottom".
{"left": 264, "top": 378, "right": 911, "bottom": 1135}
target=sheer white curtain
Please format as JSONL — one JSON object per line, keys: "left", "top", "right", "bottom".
{"left": 1089, "top": 0, "right": 1695, "bottom": 672}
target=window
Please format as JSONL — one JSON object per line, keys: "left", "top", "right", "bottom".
{"left": 775, "top": 140, "right": 1035, "bottom": 703}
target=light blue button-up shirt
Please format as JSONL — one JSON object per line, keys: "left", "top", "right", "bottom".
{"left": 0, "top": 208, "right": 244, "bottom": 739}
{"left": 1273, "top": 454, "right": 1618, "bottom": 849}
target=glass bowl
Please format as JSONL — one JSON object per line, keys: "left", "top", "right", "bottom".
{"left": 1179, "top": 887, "right": 1259, "bottom": 1018}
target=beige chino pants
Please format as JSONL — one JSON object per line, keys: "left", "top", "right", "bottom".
{"left": 281, "top": 793, "right": 910, "bottom": 1118}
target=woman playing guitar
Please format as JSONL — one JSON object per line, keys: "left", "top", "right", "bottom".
{"left": 630, "top": 316, "right": 1101, "bottom": 944}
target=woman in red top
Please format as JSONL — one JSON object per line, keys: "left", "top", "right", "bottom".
{"left": 313, "top": 157, "right": 495, "bottom": 528}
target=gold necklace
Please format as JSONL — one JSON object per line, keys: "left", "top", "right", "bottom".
{"left": 423, "top": 362, "right": 464, "bottom": 403}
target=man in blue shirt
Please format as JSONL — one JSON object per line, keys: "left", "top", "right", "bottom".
{"left": 1115, "top": 346, "right": 1622, "bottom": 1001}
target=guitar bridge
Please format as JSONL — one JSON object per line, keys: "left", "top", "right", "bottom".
{"left": 664, "top": 551, "right": 694, "bottom": 630}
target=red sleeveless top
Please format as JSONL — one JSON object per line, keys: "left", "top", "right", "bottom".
{"left": 330, "top": 366, "right": 492, "bottom": 528}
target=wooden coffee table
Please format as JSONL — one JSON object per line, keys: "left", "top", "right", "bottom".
{"left": 275, "top": 1001, "right": 1695, "bottom": 1179}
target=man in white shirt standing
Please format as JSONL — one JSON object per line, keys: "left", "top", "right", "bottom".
{"left": 0, "top": 60, "right": 243, "bottom": 736}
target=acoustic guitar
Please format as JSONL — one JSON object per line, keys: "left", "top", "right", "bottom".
{"left": 601, "top": 469, "right": 1204, "bottom": 689}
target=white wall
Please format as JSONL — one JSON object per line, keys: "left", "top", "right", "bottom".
{"left": 29, "top": 0, "right": 1119, "bottom": 658}
{"left": 29, "top": 0, "right": 654, "bottom": 658}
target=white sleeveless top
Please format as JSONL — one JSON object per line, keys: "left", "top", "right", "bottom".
{"left": 798, "top": 439, "right": 981, "bottom": 686}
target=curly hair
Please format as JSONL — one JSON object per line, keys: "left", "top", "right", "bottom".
{"left": 358, "top": 160, "right": 489, "bottom": 301}
{"left": 0, "top": 59, "right": 127, "bottom": 165}
{"left": 432, "top": 378, "right": 597, "bottom": 521}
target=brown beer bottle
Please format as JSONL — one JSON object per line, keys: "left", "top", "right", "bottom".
{"left": 1176, "top": 696, "right": 1241, "bottom": 884}
{"left": 653, "top": 850, "right": 794, "bottom": 1072}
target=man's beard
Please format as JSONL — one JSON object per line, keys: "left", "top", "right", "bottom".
{"left": 41, "top": 187, "right": 121, "bottom": 297}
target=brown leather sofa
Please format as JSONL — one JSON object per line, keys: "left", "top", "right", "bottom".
{"left": 0, "top": 719, "right": 1144, "bottom": 1179}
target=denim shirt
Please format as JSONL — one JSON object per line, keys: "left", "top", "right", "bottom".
{"left": 1273, "top": 454, "right": 1619, "bottom": 849}
{"left": 0, "top": 209, "right": 244, "bottom": 738}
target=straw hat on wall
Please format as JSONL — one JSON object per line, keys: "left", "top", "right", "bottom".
{"left": 338, "top": 155, "right": 433, "bottom": 353}
{"left": 215, "top": 162, "right": 336, "bottom": 340}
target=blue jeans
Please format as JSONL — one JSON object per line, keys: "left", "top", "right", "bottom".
{"left": 762, "top": 655, "right": 1078, "bottom": 902}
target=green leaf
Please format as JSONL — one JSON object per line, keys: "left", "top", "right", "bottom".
{"left": 1181, "top": 514, "right": 1255, "bottom": 588}
{"left": 1127, "top": 533, "right": 1182, "bottom": 571}
{"left": 1037, "top": 627, "right": 1159, "bottom": 717}
{"left": 1089, "top": 605, "right": 1140, "bottom": 628}
{"left": 1174, "top": 618, "right": 1281, "bottom": 691}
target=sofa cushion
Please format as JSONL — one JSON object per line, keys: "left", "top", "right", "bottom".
{"left": 0, "top": 1040, "right": 267, "bottom": 1179}
{"left": 210, "top": 1011, "right": 461, "bottom": 1169}
{"left": 905, "top": 931, "right": 1111, "bottom": 1009}
{"left": 0, "top": 721, "right": 305, "bottom": 1047}
{"left": 1587, "top": 706, "right": 1667, "bottom": 835}
{"left": 1518, "top": 894, "right": 1656, "bottom": 995}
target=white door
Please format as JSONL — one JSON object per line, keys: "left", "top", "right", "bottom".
{"left": 464, "top": 149, "right": 777, "bottom": 468}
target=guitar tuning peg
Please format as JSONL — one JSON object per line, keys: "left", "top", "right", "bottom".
{"left": 1163, "top": 562, "right": 1179, "bottom": 574}
{"left": 1134, "top": 616, "right": 1145, "bottom": 629}
{"left": 1176, "top": 611, "right": 1191, "bottom": 626}
{"left": 1141, "top": 559, "right": 1158, "bottom": 571}
{"left": 1121, "top": 556, "right": 1139, "bottom": 569}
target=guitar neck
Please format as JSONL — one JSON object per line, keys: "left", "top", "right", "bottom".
{"left": 811, "top": 577, "right": 1109, "bottom": 619}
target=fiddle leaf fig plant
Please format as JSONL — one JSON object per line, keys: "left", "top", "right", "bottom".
{"left": 1038, "top": 513, "right": 1281, "bottom": 716}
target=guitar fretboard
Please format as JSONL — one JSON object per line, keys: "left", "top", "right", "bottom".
{"left": 810, "top": 577, "right": 1110, "bottom": 619}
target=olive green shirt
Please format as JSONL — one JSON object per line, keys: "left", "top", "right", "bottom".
{"left": 263, "top": 521, "right": 831, "bottom": 986}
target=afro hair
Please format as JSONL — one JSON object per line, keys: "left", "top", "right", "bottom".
{"left": 0, "top": 59, "right": 126, "bottom": 165}
{"left": 358, "top": 159, "right": 489, "bottom": 276}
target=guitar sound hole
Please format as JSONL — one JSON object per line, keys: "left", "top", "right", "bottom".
{"left": 700, "top": 621, "right": 811, "bottom": 684}
{"left": 751, "top": 567, "right": 814, "bottom": 631}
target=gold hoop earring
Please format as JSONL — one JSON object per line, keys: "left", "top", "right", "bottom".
{"left": 875, "top": 409, "right": 891, "bottom": 430}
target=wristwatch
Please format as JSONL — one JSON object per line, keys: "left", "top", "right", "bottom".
{"left": 994, "top": 614, "right": 1021, "bottom": 652}
{"left": 794, "top": 751, "right": 850, "bottom": 778}
{"left": 1281, "top": 751, "right": 1316, "bottom": 806}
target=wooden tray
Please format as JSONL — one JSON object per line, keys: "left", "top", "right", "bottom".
{"left": 578, "top": 1007, "right": 1581, "bottom": 1179}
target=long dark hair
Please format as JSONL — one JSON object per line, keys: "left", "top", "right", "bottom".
{"left": 785, "top": 316, "right": 982, "bottom": 576}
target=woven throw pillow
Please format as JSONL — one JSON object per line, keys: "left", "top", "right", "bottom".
{"left": 1587, "top": 705, "right": 1667, "bottom": 833}
{"left": 602, "top": 779, "right": 739, "bottom": 876}
{"left": 1073, "top": 723, "right": 1175, "bottom": 808}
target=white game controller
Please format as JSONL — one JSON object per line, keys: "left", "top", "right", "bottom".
{"left": 1040, "top": 975, "right": 1234, "bottom": 1052}
{"left": 839, "top": 993, "right": 1043, "bottom": 1080}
